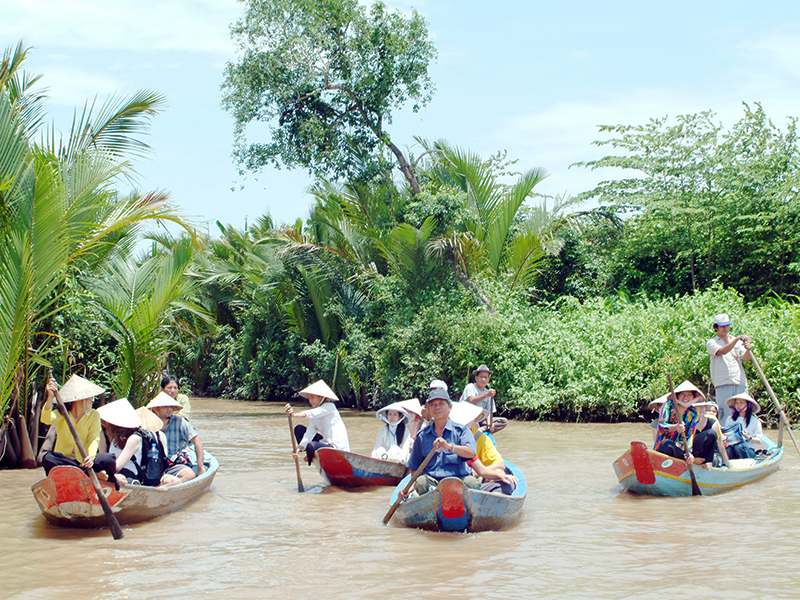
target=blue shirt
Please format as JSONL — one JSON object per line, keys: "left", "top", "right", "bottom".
{"left": 407, "top": 418, "right": 477, "bottom": 480}
{"left": 162, "top": 416, "right": 198, "bottom": 459}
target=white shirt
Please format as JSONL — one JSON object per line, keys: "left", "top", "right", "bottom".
{"left": 372, "top": 422, "right": 411, "bottom": 462}
{"left": 707, "top": 335, "right": 748, "bottom": 388}
{"left": 301, "top": 402, "right": 350, "bottom": 451}
{"left": 459, "top": 382, "right": 496, "bottom": 417}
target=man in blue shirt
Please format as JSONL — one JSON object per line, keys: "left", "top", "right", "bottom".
{"left": 406, "top": 388, "right": 479, "bottom": 496}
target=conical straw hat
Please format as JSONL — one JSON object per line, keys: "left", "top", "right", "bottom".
{"left": 57, "top": 374, "right": 105, "bottom": 404}
{"left": 135, "top": 407, "right": 164, "bottom": 432}
{"left": 376, "top": 402, "right": 410, "bottom": 425}
{"left": 298, "top": 380, "right": 339, "bottom": 401}
{"left": 672, "top": 380, "right": 705, "bottom": 406}
{"left": 97, "top": 398, "right": 141, "bottom": 429}
{"left": 726, "top": 392, "right": 761, "bottom": 414}
{"left": 449, "top": 401, "right": 484, "bottom": 427}
{"left": 648, "top": 393, "right": 670, "bottom": 411}
{"left": 147, "top": 391, "right": 183, "bottom": 409}
{"left": 398, "top": 398, "right": 422, "bottom": 419}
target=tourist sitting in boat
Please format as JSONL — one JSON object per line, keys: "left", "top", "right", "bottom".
{"left": 98, "top": 398, "right": 177, "bottom": 487}
{"left": 161, "top": 374, "right": 192, "bottom": 420}
{"left": 648, "top": 393, "right": 669, "bottom": 443}
{"left": 147, "top": 391, "right": 206, "bottom": 484}
{"left": 403, "top": 388, "right": 479, "bottom": 497}
{"left": 694, "top": 400, "right": 729, "bottom": 467}
{"left": 450, "top": 401, "right": 517, "bottom": 494}
{"left": 372, "top": 402, "right": 411, "bottom": 463}
{"left": 459, "top": 364, "right": 507, "bottom": 434}
{"left": 654, "top": 381, "right": 713, "bottom": 469}
{"left": 723, "top": 392, "right": 764, "bottom": 460}
{"left": 286, "top": 380, "right": 350, "bottom": 465}
{"left": 39, "top": 375, "right": 118, "bottom": 484}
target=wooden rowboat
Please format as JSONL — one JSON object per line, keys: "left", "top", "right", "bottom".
{"left": 613, "top": 441, "right": 782, "bottom": 496}
{"left": 314, "top": 448, "right": 407, "bottom": 488}
{"left": 31, "top": 452, "right": 218, "bottom": 528}
{"left": 387, "top": 462, "right": 526, "bottom": 532}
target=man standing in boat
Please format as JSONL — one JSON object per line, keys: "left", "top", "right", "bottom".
{"left": 459, "top": 364, "right": 508, "bottom": 434}
{"left": 707, "top": 313, "right": 752, "bottom": 423}
{"left": 404, "top": 388, "right": 479, "bottom": 497}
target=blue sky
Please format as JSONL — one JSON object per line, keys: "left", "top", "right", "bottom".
{"left": 3, "top": 0, "right": 800, "bottom": 235}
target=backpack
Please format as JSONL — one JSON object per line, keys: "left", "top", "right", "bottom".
{"left": 132, "top": 429, "right": 169, "bottom": 486}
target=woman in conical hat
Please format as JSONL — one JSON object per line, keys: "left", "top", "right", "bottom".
{"left": 723, "top": 392, "right": 765, "bottom": 459}
{"left": 372, "top": 402, "right": 411, "bottom": 463}
{"left": 99, "top": 399, "right": 176, "bottom": 487}
{"left": 654, "top": 380, "right": 709, "bottom": 468}
{"left": 39, "top": 375, "right": 118, "bottom": 486}
{"left": 285, "top": 380, "right": 350, "bottom": 466}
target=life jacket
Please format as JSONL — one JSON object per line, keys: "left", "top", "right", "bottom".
{"left": 131, "top": 429, "right": 169, "bottom": 486}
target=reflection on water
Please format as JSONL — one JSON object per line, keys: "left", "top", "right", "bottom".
{"left": 2, "top": 399, "right": 799, "bottom": 599}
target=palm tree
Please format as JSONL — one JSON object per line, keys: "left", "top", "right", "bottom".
{"left": 0, "top": 42, "right": 194, "bottom": 466}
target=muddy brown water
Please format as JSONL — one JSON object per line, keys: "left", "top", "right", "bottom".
{"left": 2, "top": 398, "right": 800, "bottom": 599}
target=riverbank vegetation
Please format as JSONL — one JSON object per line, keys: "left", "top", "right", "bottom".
{"left": 3, "top": 1, "right": 800, "bottom": 467}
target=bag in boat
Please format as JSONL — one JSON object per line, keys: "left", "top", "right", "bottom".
{"left": 722, "top": 422, "right": 745, "bottom": 446}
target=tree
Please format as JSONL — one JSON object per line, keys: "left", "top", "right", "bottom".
{"left": 575, "top": 104, "right": 800, "bottom": 299}
{"left": 221, "top": 0, "right": 436, "bottom": 193}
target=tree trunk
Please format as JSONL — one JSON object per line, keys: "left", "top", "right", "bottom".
{"left": 6, "top": 415, "right": 22, "bottom": 467}
{"left": 449, "top": 264, "right": 497, "bottom": 315}
{"left": 16, "top": 412, "right": 37, "bottom": 468}
{"left": 29, "top": 389, "right": 41, "bottom": 456}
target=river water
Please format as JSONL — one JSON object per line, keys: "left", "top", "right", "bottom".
{"left": 2, "top": 398, "right": 799, "bottom": 599}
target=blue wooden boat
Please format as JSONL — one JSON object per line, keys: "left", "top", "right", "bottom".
{"left": 613, "top": 440, "right": 782, "bottom": 496}
{"left": 387, "top": 462, "right": 526, "bottom": 532}
{"left": 315, "top": 448, "right": 407, "bottom": 488}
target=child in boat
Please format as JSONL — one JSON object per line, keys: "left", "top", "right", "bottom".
{"left": 450, "top": 401, "right": 517, "bottom": 494}
{"left": 98, "top": 398, "right": 177, "bottom": 487}
{"left": 372, "top": 402, "right": 411, "bottom": 463}
{"left": 147, "top": 391, "right": 206, "bottom": 484}
{"left": 723, "top": 392, "right": 764, "bottom": 459}
{"left": 39, "top": 375, "right": 118, "bottom": 484}
{"left": 655, "top": 381, "right": 710, "bottom": 467}
{"left": 285, "top": 380, "right": 350, "bottom": 465}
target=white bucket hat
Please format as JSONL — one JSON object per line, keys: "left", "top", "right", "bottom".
{"left": 147, "top": 391, "right": 183, "bottom": 410}
{"left": 57, "top": 374, "right": 105, "bottom": 404}
{"left": 135, "top": 407, "right": 164, "bottom": 432}
{"left": 727, "top": 392, "right": 761, "bottom": 414}
{"left": 449, "top": 401, "right": 484, "bottom": 427}
{"left": 299, "top": 380, "right": 339, "bottom": 401}
{"left": 97, "top": 398, "right": 142, "bottom": 429}
{"left": 429, "top": 379, "right": 448, "bottom": 392}
{"left": 713, "top": 313, "right": 732, "bottom": 327}
{"left": 376, "top": 402, "right": 410, "bottom": 425}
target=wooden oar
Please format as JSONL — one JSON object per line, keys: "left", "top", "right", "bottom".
{"left": 667, "top": 373, "right": 702, "bottom": 496}
{"left": 382, "top": 446, "right": 437, "bottom": 525}
{"left": 749, "top": 350, "right": 800, "bottom": 455}
{"left": 287, "top": 413, "right": 304, "bottom": 493}
{"left": 52, "top": 387, "right": 124, "bottom": 540}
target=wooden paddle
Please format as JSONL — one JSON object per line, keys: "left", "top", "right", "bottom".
{"left": 287, "top": 413, "right": 304, "bottom": 493}
{"left": 382, "top": 446, "right": 437, "bottom": 525}
{"left": 667, "top": 373, "right": 702, "bottom": 496}
{"left": 749, "top": 350, "right": 800, "bottom": 455}
{"left": 52, "top": 385, "right": 124, "bottom": 540}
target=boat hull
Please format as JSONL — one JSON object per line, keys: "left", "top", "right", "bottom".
{"left": 388, "top": 462, "right": 526, "bottom": 532}
{"left": 31, "top": 452, "right": 219, "bottom": 528}
{"left": 613, "top": 441, "right": 782, "bottom": 496}
{"left": 316, "top": 448, "right": 407, "bottom": 488}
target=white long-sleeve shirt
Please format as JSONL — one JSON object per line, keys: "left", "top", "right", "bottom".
{"left": 300, "top": 402, "right": 350, "bottom": 451}
{"left": 372, "top": 423, "right": 411, "bottom": 463}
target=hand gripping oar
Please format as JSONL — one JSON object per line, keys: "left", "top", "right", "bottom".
{"left": 667, "top": 373, "right": 702, "bottom": 496}
{"left": 382, "top": 446, "right": 437, "bottom": 525}
{"left": 52, "top": 386, "right": 124, "bottom": 540}
{"left": 287, "top": 413, "right": 304, "bottom": 493}
{"left": 749, "top": 350, "right": 800, "bottom": 455}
